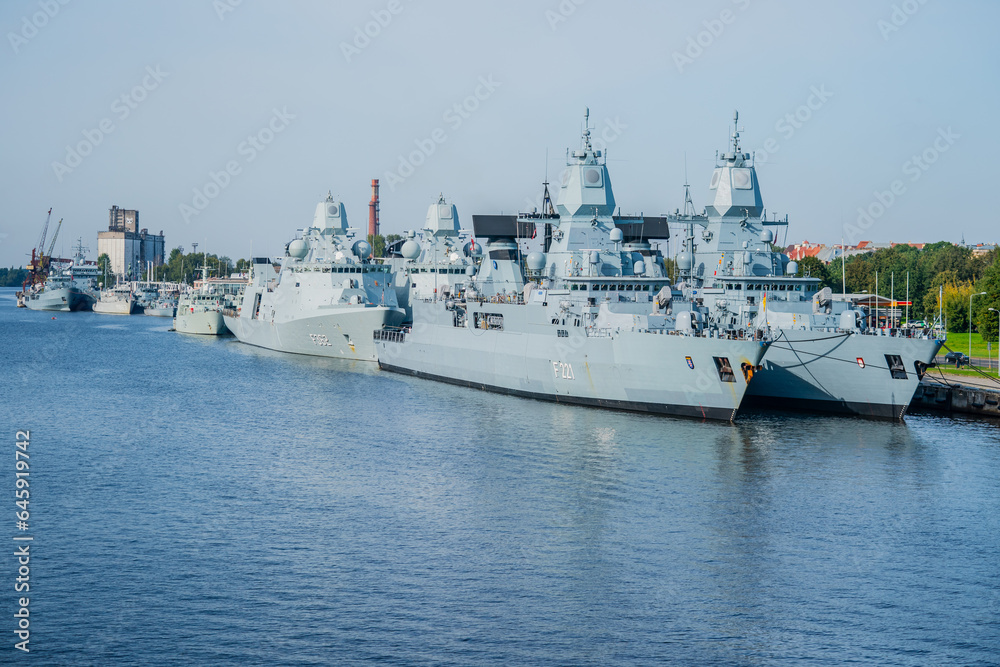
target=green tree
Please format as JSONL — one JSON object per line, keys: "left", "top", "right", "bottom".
{"left": 367, "top": 234, "right": 386, "bottom": 258}
{"left": 0, "top": 267, "right": 28, "bottom": 287}
{"left": 973, "top": 258, "right": 1000, "bottom": 342}
{"left": 663, "top": 257, "right": 677, "bottom": 281}
{"left": 939, "top": 279, "right": 975, "bottom": 332}
{"left": 795, "top": 256, "right": 830, "bottom": 287}
{"left": 97, "top": 253, "right": 110, "bottom": 279}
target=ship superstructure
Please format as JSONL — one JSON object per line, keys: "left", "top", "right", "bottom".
{"left": 23, "top": 239, "right": 99, "bottom": 312}
{"left": 385, "top": 195, "right": 479, "bottom": 322}
{"left": 224, "top": 193, "right": 404, "bottom": 360}
{"left": 375, "top": 110, "right": 770, "bottom": 421}
{"left": 670, "top": 111, "right": 943, "bottom": 418}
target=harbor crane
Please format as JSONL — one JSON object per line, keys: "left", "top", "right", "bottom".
{"left": 27, "top": 208, "right": 52, "bottom": 273}
{"left": 44, "top": 218, "right": 63, "bottom": 265}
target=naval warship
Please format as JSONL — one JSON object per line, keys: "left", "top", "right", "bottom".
{"left": 174, "top": 262, "right": 230, "bottom": 334}
{"left": 375, "top": 110, "right": 770, "bottom": 421}
{"left": 669, "top": 112, "right": 943, "bottom": 419}
{"left": 384, "top": 194, "right": 479, "bottom": 322}
{"left": 224, "top": 193, "right": 405, "bottom": 360}
{"left": 23, "top": 240, "right": 99, "bottom": 312}
{"left": 93, "top": 283, "right": 137, "bottom": 315}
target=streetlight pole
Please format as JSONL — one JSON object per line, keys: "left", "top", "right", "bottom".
{"left": 991, "top": 308, "right": 1000, "bottom": 377}
{"left": 971, "top": 291, "right": 987, "bottom": 363}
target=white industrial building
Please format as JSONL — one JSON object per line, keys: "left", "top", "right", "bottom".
{"left": 96, "top": 206, "right": 164, "bottom": 279}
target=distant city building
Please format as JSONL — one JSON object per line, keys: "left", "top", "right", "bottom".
{"left": 97, "top": 205, "right": 165, "bottom": 278}
{"left": 785, "top": 240, "right": 930, "bottom": 264}
{"left": 969, "top": 242, "right": 998, "bottom": 257}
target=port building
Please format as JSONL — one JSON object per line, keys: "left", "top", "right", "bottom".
{"left": 97, "top": 206, "right": 165, "bottom": 278}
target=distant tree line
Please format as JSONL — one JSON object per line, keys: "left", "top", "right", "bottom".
{"left": 135, "top": 248, "right": 249, "bottom": 286}
{"left": 794, "top": 243, "right": 1000, "bottom": 339}
{"left": 0, "top": 267, "right": 28, "bottom": 287}
{"left": 367, "top": 233, "right": 402, "bottom": 258}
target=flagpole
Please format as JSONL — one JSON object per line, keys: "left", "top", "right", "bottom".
{"left": 875, "top": 270, "right": 879, "bottom": 330}
{"left": 841, "top": 237, "right": 846, "bottom": 295}
{"left": 906, "top": 272, "right": 910, "bottom": 327}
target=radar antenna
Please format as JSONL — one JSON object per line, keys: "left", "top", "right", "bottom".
{"left": 732, "top": 109, "right": 742, "bottom": 155}
{"left": 683, "top": 153, "right": 695, "bottom": 216}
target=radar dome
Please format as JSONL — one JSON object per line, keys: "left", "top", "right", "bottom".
{"left": 786, "top": 261, "right": 799, "bottom": 276}
{"left": 526, "top": 251, "right": 546, "bottom": 271}
{"left": 352, "top": 240, "right": 372, "bottom": 258}
{"left": 287, "top": 239, "right": 308, "bottom": 259}
{"left": 400, "top": 239, "right": 421, "bottom": 260}
{"left": 677, "top": 251, "right": 693, "bottom": 271}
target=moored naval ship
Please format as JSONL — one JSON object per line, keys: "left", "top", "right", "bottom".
{"left": 23, "top": 240, "right": 99, "bottom": 312}
{"left": 224, "top": 193, "right": 405, "bottom": 360}
{"left": 93, "top": 284, "right": 137, "bottom": 315}
{"left": 384, "top": 194, "right": 479, "bottom": 322}
{"left": 174, "top": 288, "right": 227, "bottom": 334}
{"left": 144, "top": 296, "right": 178, "bottom": 318}
{"left": 670, "top": 112, "right": 943, "bottom": 419}
{"left": 174, "top": 264, "right": 228, "bottom": 334}
{"left": 375, "top": 111, "right": 770, "bottom": 421}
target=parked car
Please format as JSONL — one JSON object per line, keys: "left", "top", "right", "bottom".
{"left": 944, "top": 351, "right": 969, "bottom": 368}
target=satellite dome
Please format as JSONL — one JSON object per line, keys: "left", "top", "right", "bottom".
{"left": 677, "top": 251, "right": 693, "bottom": 271}
{"left": 786, "top": 261, "right": 799, "bottom": 276}
{"left": 610, "top": 228, "right": 623, "bottom": 242}
{"left": 633, "top": 260, "right": 646, "bottom": 276}
{"left": 352, "top": 240, "right": 372, "bottom": 258}
{"left": 526, "top": 251, "right": 546, "bottom": 271}
{"left": 401, "top": 239, "right": 421, "bottom": 260}
{"left": 287, "top": 239, "right": 308, "bottom": 259}
{"left": 760, "top": 228, "right": 774, "bottom": 243}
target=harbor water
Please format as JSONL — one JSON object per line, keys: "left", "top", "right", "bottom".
{"left": 1, "top": 288, "right": 998, "bottom": 665}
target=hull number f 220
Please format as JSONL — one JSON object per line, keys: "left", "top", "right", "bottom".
{"left": 309, "top": 333, "right": 332, "bottom": 347}
{"left": 552, "top": 361, "right": 575, "bottom": 380}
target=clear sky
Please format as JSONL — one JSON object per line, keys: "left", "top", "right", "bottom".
{"left": 1, "top": 0, "right": 996, "bottom": 266}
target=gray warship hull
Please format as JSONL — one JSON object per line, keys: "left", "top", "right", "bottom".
{"left": 225, "top": 305, "right": 404, "bottom": 361}
{"left": 174, "top": 310, "right": 227, "bottom": 335}
{"left": 745, "top": 330, "right": 943, "bottom": 419}
{"left": 24, "top": 287, "right": 95, "bottom": 312}
{"left": 377, "top": 301, "right": 769, "bottom": 421}
{"left": 93, "top": 298, "right": 135, "bottom": 315}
